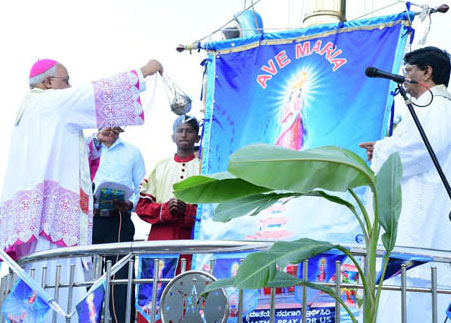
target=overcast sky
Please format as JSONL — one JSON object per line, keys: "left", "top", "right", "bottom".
{"left": 0, "top": 0, "right": 449, "bottom": 240}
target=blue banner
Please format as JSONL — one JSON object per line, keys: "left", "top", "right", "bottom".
{"left": 244, "top": 307, "right": 334, "bottom": 323}
{"left": 136, "top": 254, "right": 179, "bottom": 322}
{"left": 213, "top": 255, "right": 259, "bottom": 321}
{"left": 295, "top": 252, "right": 347, "bottom": 304}
{"left": 376, "top": 253, "right": 433, "bottom": 284}
{"left": 76, "top": 282, "right": 105, "bottom": 323}
{"left": 204, "top": 252, "right": 358, "bottom": 323}
{"left": 196, "top": 12, "right": 414, "bottom": 245}
{"left": 195, "top": 12, "right": 414, "bottom": 323}
{"left": 1, "top": 279, "right": 51, "bottom": 323}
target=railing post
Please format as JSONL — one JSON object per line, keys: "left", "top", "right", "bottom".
{"left": 66, "top": 264, "right": 75, "bottom": 323}
{"left": 302, "top": 260, "right": 308, "bottom": 323}
{"left": 431, "top": 266, "right": 438, "bottom": 323}
{"left": 52, "top": 265, "right": 62, "bottom": 323}
{"left": 7, "top": 273, "right": 13, "bottom": 295}
{"left": 125, "top": 258, "right": 135, "bottom": 323}
{"left": 3, "top": 274, "right": 14, "bottom": 323}
{"left": 151, "top": 258, "right": 160, "bottom": 323}
{"left": 104, "top": 260, "right": 113, "bottom": 323}
{"left": 335, "top": 260, "right": 341, "bottom": 323}
{"left": 269, "top": 286, "right": 276, "bottom": 323}
{"left": 209, "top": 258, "right": 216, "bottom": 275}
{"left": 94, "top": 254, "right": 103, "bottom": 279}
{"left": 401, "top": 264, "right": 407, "bottom": 323}
{"left": 237, "top": 288, "right": 244, "bottom": 323}
{"left": 237, "top": 258, "right": 244, "bottom": 323}
{"left": 361, "top": 255, "right": 366, "bottom": 319}
{"left": 41, "top": 266, "right": 47, "bottom": 289}
{"left": 0, "top": 276, "right": 5, "bottom": 322}
{"left": 181, "top": 257, "right": 187, "bottom": 273}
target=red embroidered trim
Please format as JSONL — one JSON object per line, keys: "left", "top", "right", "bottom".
{"left": 80, "top": 188, "right": 90, "bottom": 214}
{"left": 174, "top": 154, "right": 195, "bottom": 163}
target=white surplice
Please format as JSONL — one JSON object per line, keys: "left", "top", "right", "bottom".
{"left": 371, "top": 84, "right": 451, "bottom": 322}
{"left": 0, "top": 70, "right": 146, "bottom": 322}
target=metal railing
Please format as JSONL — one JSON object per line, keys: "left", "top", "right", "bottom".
{"left": 0, "top": 240, "right": 450, "bottom": 323}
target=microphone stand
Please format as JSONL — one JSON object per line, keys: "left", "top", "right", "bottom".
{"left": 397, "top": 84, "right": 451, "bottom": 204}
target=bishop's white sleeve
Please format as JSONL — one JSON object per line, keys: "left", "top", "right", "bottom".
{"left": 53, "top": 69, "right": 147, "bottom": 131}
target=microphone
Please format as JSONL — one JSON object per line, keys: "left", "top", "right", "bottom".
{"left": 176, "top": 44, "right": 186, "bottom": 52}
{"left": 430, "top": 4, "right": 449, "bottom": 14}
{"left": 365, "top": 67, "right": 418, "bottom": 84}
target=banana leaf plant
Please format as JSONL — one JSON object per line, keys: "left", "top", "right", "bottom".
{"left": 173, "top": 144, "right": 402, "bottom": 323}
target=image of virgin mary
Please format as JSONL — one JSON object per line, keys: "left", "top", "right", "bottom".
{"left": 276, "top": 72, "right": 308, "bottom": 150}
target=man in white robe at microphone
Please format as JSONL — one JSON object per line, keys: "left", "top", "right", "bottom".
{"left": 0, "top": 58, "right": 162, "bottom": 321}
{"left": 360, "top": 46, "right": 451, "bottom": 322}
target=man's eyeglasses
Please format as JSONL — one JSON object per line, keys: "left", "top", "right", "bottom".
{"left": 111, "top": 127, "right": 124, "bottom": 133}
{"left": 49, "top": 76, "right": 70, "bottom": 85}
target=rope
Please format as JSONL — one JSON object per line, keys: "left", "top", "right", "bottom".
{"left": 350, "top": 1, "right": 405, "bottom": 21}
{"left": 418, "top": 13, "right": 432, "bottom": 45}
{"left": 187, "top": 0, "right": 264, "bottom": 47}
{"left": 180, "top": 0, "right": 429, "bottom": 52}
{"left": 251, "top": 0, "right": 260, "bottom": 34}
{"left": 161, "top": 74, "right": 175, "bottom": 107}
{"left": 402, "top": 1, "right": 414, "bottom": 52}
{"left": 142, "top": 74, "right": 159, "bottom": 115}
{"left": 111, "top": 210, "right": 123, "bottom": 323}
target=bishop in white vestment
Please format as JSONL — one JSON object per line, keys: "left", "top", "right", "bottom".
{"left": 0, "top": 58, "right": 162, "bottom": 321}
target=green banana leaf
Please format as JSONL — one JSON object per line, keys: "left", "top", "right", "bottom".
{"left": 203, "top": 277, "right": 236, "bottom": 295}
{"left": 213, "top": 192, "right": 296, "bottom": 222}
{"left": 212, "top": 190, "right": 366, "bottom": 235}
{"left": 233, "top": 238, "right": 337, "bottom": 289}
{"left": 266, "top": 270, "right": 303, "bottom": 288}
{"left": 376, "top": 152, "right": 402, "bottom": 253}
{"left": 228, "top": 144, "right": 375, "bottom": 193}
{"left": 173, "top": 171, "right": 270, "bottom": 203}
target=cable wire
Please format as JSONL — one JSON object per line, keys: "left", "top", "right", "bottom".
{"left": 111, "top": 210, "right": 123, "bottom": 323}
{"left": 142, "top": 74, "right": 159, "bottom": 115}
{"left": 408, "top": 82, "right": 433, "bottom": 108}
{"left": 188, "top": 0, "right": 264, "bottom": 46}
{"left": 350, "top": 1, "right": 405, "bottom": 21}
{"left": 180, "top": 0, "right": 426, "bottom": 51}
